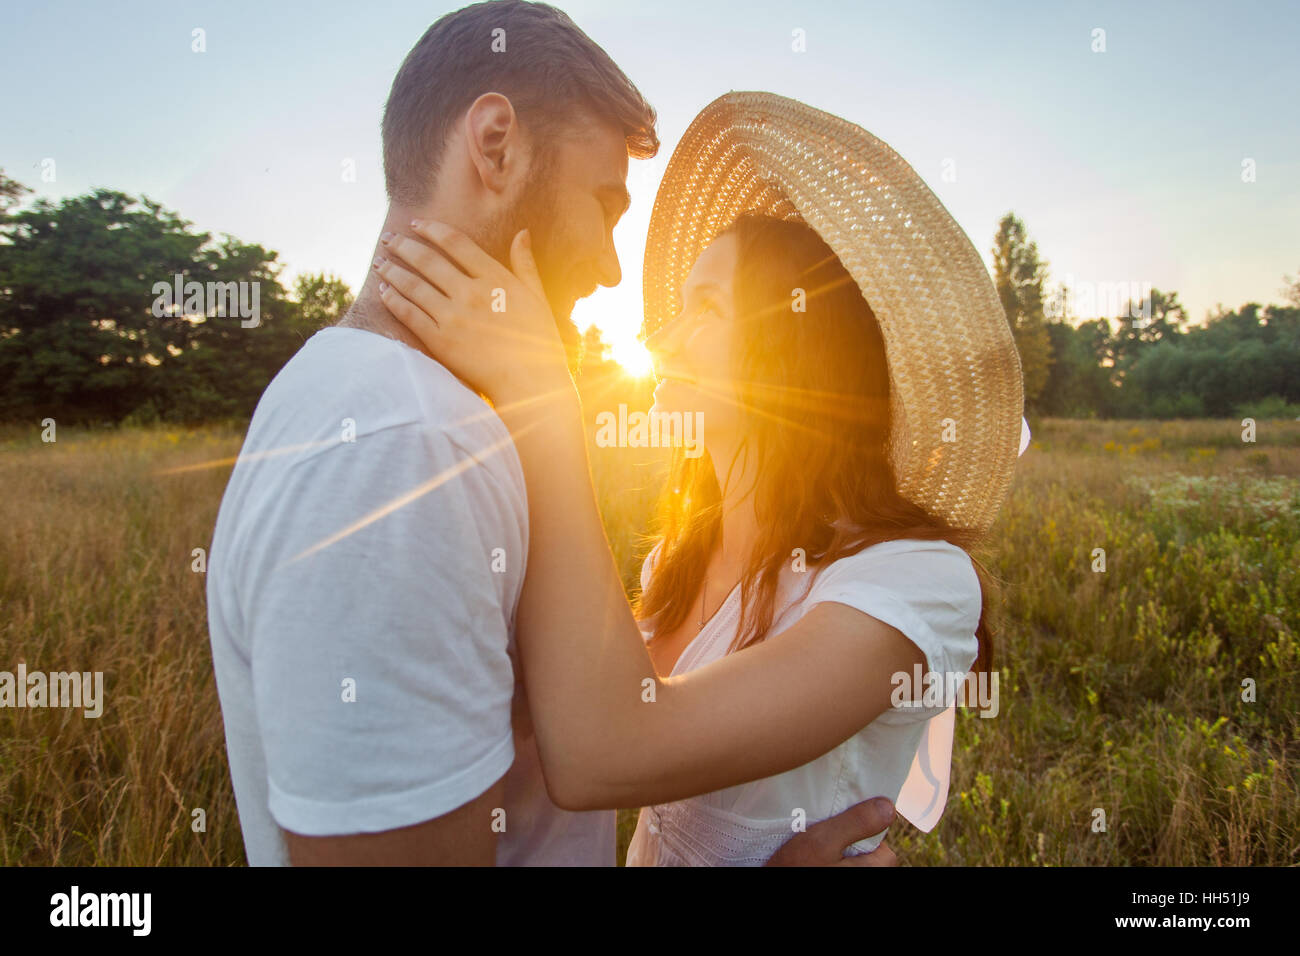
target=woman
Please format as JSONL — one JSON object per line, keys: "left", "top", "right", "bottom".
{"left": 374, "top": 93, "right": 1027, "bottom": 864}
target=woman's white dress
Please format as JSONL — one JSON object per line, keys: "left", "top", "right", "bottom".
{"left": 625, "top": 537, "right": 981, "bottom": 866}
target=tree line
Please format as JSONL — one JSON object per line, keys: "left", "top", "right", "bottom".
{"left": 993, "top": 212, "right": 1300, "bottom": 420}
{"left": 2, "top": 170, "right": 1297, "bottom": 425}
{"left": 0, "top": 171, "right": 350, "bottom": 425}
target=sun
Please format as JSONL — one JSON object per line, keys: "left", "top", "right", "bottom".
{"left": 609, "top": 338, "right": 655, "bottom": 378}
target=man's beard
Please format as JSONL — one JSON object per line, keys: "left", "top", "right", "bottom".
{"left": 479, "top": 167, "right": 581, "bottom": 373}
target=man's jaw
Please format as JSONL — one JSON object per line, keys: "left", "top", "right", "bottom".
{"left": 541, "top": 268, "right": 587, "bottom": 322}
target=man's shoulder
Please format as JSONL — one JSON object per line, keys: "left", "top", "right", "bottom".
{"left": 252, "top": 326, "right": 522, "bottom": 480}
{"left": 264, "top": 326, "right": 485, "bottom": 428}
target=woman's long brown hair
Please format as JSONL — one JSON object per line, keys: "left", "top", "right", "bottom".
{"left": 635, "top": 213, "right": 998, "bottom": 675}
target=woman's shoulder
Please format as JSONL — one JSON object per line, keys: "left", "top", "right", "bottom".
{"left": 803, "top": 537, "right": 982, "bottom": 650}
{"left": 815, "top": 537, "right": 975, "bottom": 582}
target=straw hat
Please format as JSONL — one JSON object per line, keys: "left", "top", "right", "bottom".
{"left": 642, "top": 91, "right": 1027, "bottom": 540}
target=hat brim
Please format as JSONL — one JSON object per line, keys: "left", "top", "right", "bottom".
{"left": 641, "top": 91, "right": 1025, "bottom": 539}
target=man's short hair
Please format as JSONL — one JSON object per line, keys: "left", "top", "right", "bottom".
{"left": 382, "top": 0, "right": 659, "bottom": 207}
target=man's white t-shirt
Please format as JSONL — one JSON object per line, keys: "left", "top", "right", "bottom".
{"left": 206, "top": 326, "right": 614, "bottom": 865}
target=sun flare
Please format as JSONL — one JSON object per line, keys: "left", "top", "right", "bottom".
{"left": 609, "top": 338, "right": 655, "bottom": 378}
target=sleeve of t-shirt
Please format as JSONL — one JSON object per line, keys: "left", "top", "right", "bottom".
{"left": 803, "top": 540, "right": 982, "bottom": 722}
{"left": 639, "top": 542, "right": 661, "bottom": 594}
{"left": 635, "top": 543, "right": 662, "bottom": 642}
{"left": 242, "top": 421, "right": 519, "bottom": 836}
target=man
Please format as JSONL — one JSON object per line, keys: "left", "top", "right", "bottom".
{"left": 207, "top": 0, "right": 897, "bottom": 865}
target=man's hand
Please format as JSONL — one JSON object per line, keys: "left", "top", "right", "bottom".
{"left": 764, "top": 797, "right": 899, "bottom": 867}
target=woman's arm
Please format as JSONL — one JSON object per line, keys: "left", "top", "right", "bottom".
{"left": 376, "top": 223, "right": 926, "bottom": 810}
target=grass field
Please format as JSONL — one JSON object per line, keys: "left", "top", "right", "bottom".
{"left": 1, "top": 416, "right": 1297, "bottom": 865}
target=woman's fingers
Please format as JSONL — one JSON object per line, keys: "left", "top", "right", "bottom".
{"left": 373, "top": 219, "right": 565, "bottom": 407}
{"left": 508, "top": 229, "right": 548, "bottom": 302}
{"left": 379, "top": 279, "right": 441, "bottom": 349}
{"left": 381, "top": 232, "right": 472, "bottom": 302}
{"left": 410, "top": 219, "right": 500, "bottom": 279}
{"left": 375, "top": 254, "right": 454, "bottom": 325}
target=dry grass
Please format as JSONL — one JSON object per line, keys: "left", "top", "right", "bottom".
{"left": 1, "top": 416, "right": 1296, "bottom": 865}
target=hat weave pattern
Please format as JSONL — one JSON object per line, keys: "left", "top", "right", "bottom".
{"left": 642, "top": 92, "right": 1025, "bottom": 539}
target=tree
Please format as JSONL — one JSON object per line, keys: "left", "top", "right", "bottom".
{"left": 0, "top": 186, "right": 325, "bottom": 423}
{"left": 1038, "top": 320, "right": 1118, "bottom": 417}
{"left": 1, "top": 189, "right": 211, "bottom": 420}
{"left": 1122, "top": 303, "right": 1300, "bottom": 418}
{"left": 1109, "top": 288, "right": 1188, "bottom": 383}
{"left": 0, "top": 169, "right": 33, "bottom": 215}
{"left": 1282, "top": 267, "right": 1300, "bottom": 308}
{"left": 293, "top": 272, "right": 353, "bottom": 329}
{"left": 991, "top": 213, "right": 1054, "bottom": 411}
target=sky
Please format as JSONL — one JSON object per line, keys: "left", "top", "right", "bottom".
{"left": 3, "top": 0, "right": 1298, "bottom": 371}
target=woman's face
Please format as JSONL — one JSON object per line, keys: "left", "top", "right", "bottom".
{"left": 645, "top": 233, "right": 744, "bottom": 443}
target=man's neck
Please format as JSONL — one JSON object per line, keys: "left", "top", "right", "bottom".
{"left": 335, "top": 202, "right": 459, "bottom": 360}
{"left": 337, "top": 281, "right": 432, "bottom": 359}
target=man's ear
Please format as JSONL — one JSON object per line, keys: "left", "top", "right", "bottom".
{"left": 463, "top": 92, "right": 525, "bottom": 195}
